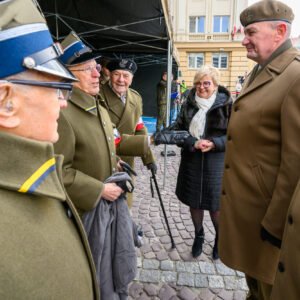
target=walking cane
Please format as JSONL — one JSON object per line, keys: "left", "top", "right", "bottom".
{"left": 150, "top": 169, "right": 176, "bottom": 249}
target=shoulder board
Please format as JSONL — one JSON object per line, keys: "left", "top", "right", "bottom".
{"left": 129, "top": 88, "right": 141, "bottom": 97}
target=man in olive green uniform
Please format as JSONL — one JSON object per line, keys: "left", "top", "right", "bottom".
{"left": 55, "top": 33, "right": 148, "bottom": 214}
{"left": 99, "top": 59, "right": 156, "bottom": 207}
{"left": 156, "top": 71, "right": 167, "bottom": 132}
{"left": 219, "top": 1, "right": 300, "bottom": 299}
{"left": 0, "top": 1, "right": 99, "bottom": 298}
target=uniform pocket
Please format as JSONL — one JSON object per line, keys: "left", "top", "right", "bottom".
{"left": 252, "top": 164, "right": 272, "bottom": 202}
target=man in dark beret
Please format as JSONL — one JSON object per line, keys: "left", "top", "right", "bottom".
{"left": 219, "top": 1, "right": 300, "bottom": 299}
{"left": 99, "top": 58, "right": 156, "bottom": 208}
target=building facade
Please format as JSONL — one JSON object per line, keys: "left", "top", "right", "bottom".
{"left": 170, "top": 0, "right": 254, "bottom": 92}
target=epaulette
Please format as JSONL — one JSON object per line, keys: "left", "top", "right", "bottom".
{"left": 129, "top": 88, "right": 141, "bottom": 97}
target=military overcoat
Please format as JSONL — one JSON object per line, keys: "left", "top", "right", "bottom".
{"left": 219, "top": 44, "right": 300, "bottom": 285}
{"left": 100, "top": 82, "right": 155, "bottom": 167}
{"left": 271, "top": 179, "right": 300, "bottom": 300}
{"left": 0, "top": 131, "right": 99, "bottom": 299}
{"left": 54, "top": 87, "right": 147, "bottom": 215}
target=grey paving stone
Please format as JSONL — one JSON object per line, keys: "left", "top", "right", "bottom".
{"left": 176, "top": 261, "right": 186, "bottom": 272}
{"left": 144, "top": 283, "right": 159, "bottom": 297}
{"left": 185, "top": 262, "right": 201, "bottom": 273}
{"left": 216, "top": 289, "right": 234, "bottom": 300}
{"left": 208, "top": 275, "right": 225, "bottom": 289}
{"left": 224, "top": 276, "right": 238, "bottom": 290}
{"left": 195, "top": 274, "right": 209, "bottom": 288}
{"left": 216, "top": 263, "right": 236, "bottom": 276}
{"left": 233, "top": 290, "right": 247, "bottom": 300}
{"left": 236, "top": 278, "right": 248, "bottom": 291}
{"left": 177, "top": 272, "right": 195, "bottom": 287}
{"left": 161, "top": 271, "right": 177, "bottom": 283}
{"left": 129, "top": 282, "right": 144, "bottom": 298}
{"left": 178, "top": 286, "right": 198, "bottom": 300}
{"left": 198, "top": 288, "right": 215, "bottom": 300}
{"left": 156, "top": 251, "right": 169, "bottom": 261}
{"left": 139, "top": 270, "right": 161, "bottom": 283}
{"left": 168, "top": 250, "right": 181, "bottom": 261}
{"left": 143, "top": 259, "right": 160, "bottom": 269}
{"left": 161, "top": 260, "right": 175, "bottom": 271}
{"left": 199, "top": 261, "right": 216, "bottom": 274}
{"left": 144, "top": 252, "right": 156, "bottom": 259}
{"left": 158, "top": 284, "right": 177, "bottom": 300}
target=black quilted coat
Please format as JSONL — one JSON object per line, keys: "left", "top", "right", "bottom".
{"left": 169, "top": 86, "right": 232, "bottom": 210}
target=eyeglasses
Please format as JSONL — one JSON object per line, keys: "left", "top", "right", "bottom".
{"left": 71, "top": 64, "right": 101, "bottom": 73}
{"left": 0, "top": 79, "right": 73, "bottom": 101}
{"left": 195, "top": 81, "right": 212, "bottom": 88}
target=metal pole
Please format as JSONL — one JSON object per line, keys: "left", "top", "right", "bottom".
{"left": 163, "top": 39, "right": 172, "bottom": 187}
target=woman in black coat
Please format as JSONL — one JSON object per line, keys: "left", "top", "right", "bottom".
{"left": 169, "top": 65, "right": 232, "bottom": 259}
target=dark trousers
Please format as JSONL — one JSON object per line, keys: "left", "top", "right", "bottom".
{"left": 246, "top": 275, "right": 272, "bottom": 300}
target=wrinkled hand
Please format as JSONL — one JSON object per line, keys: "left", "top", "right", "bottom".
{"left": 194, "top": 139, "right": 215, "bottom": 152}
{"left": 102, "top": 183, "right": 123, "bottom": 201}
{"left": 147, "top": 162, "right": 157, "bottom": 174}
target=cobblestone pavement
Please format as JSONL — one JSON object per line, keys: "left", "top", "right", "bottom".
{"left": 129, "top": 144, "right": 248, "bottom": 300}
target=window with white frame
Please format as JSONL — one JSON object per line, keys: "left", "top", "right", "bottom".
{"left": 212, "top": 53, "right": 228, "bottom": 69}
{"left": 188, "top": 53, "right": 204, "bottom": 69}
{"left": 213, "top": 15, "right": 229, "bottom": 33}
{"left": 189, "top": 16, "right": 205, "bottom": 33}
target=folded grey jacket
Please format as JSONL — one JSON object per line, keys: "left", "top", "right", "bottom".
{"left": 82, "top": 172, "right": 137, "bottom": 300}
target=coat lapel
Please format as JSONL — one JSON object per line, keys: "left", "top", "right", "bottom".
{"left": 118, "top": 91, "right": 136, "bottom": 131}
{"left": 236, "top": 47, "right": 300, "bottom": 104}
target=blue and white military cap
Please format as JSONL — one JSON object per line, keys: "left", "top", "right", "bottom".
{"left": 60, "top": 31, "right": 101, "bottom": 66}
{"left": 0, "top": 0, "right": 76, "bottom": 81}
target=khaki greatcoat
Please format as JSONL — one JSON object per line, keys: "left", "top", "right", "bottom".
{"left": 54, "top": 87, "right": 148, "bottom": 215}
{"left": 99, "top": 82, "right": 155, "bottom": 167}
{"left": 0, "top": 131, "right": 99, "bottom": 299}
{"left": 271, "top": 179, "right": 300, "bottom": 300}
{"left": 219, "top": 43, "right": 300, "bottom": 285}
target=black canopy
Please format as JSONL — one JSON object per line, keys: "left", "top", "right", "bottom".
{"left": 37, "top": 0, "right": 173, "bottom": 66}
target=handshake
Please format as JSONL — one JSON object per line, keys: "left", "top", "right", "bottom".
{"left": 151, "top": 130, "right": 190, "bottom": 146}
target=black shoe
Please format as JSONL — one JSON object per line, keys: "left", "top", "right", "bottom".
{"left": 192, "top": 229, "right": 204, "bottom": 258}
{"left": 212, "top": 242, "right": 219, "bottom": 260}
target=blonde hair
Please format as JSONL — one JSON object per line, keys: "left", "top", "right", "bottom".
{"left": 193, "top": 65, "right": 220, "bottom": 87}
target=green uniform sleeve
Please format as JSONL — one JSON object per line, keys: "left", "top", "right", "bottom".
{"left": 54, "top": 113, "right": 103, "bottom": 214}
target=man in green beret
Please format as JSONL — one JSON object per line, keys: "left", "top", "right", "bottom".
{"left": 0, "top": 1, "right": 99, "bottom": 298}
{"left": 99, "top": 58, "right": 156, "bottom": 208}
{"left": 219, "top": 1, "right": 300, "bottom": 299}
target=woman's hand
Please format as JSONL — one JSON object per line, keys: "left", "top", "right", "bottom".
{"left": 194, "top": 139, "right": 215, "bottom": 152}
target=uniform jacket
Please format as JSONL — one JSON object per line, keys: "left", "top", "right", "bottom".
{"left": 54, "top": 87, "right": 147, "bottom": 215}
{"left": 0, "top": 131, "right": 99, "bottom": 299}
{"left": 157, "top": 79, "right": 167, "bottom": 107}
{"left": 100, "top": 82, "right": 155, "bottom": 167}
{"left": 271, "top": 179, "right": 300, "bottom": 300}
{"left": 169, "top": 86, "right": 232, "bottom": 210}
{"left": 219, "top": 41, "right": 300, "bottom": 285}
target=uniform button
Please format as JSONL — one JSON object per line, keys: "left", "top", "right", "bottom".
{"left": 111, "top": 152, "right": 114, "bottom": 156}
{"left": 66, "top": 208, "right": 73, "bottom": 219}
{"left": 234, "top": 106, "right": 239, "bottom": 112}
{"left": 108, "top": 137, "right": 111, "bottom": 141}
{"left": 228, "top": 135, "right": 232, "bottom": 141}
{"left": 278, "top": 262, "right": 285, "bottom": 273}
{"left": 112, "top": 168, "right": 116, "bottom": 172}
{"left": 222, "top": 190, "right": 226, "bottom": 195}
{"left": 103, "top": 121, "right": 106, "bottom": 126}
{"left": 225, "top": 164, "right": 230, "bottom": 169}
{"left": 288, "top": 215, "right": 293, "bottom": 225}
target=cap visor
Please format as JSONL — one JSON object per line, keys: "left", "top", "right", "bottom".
{"left": 33, "top": 58, "right": 78, "bottom": 82}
